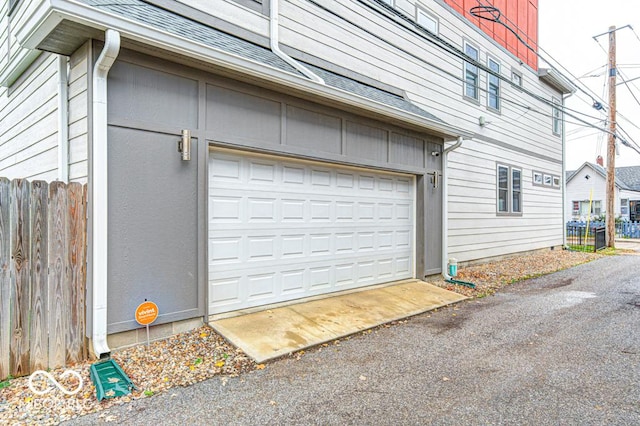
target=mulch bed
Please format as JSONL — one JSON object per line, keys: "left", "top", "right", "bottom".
{"left": 0, "top": 249, "right": 606, "bottom": 425}
{"left": 430, "top": 249, "right": 604, "bottom": 298}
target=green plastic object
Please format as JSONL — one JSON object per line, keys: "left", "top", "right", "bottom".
{"left": 445, "top": 278, "right": 476, "bottom": 289}
{"left": 90, "top": 359, "right": 136, "bottom": 401}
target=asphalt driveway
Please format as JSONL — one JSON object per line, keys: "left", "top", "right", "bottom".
{"left": 66, "top": 254, "right": 640, "bottom": 425}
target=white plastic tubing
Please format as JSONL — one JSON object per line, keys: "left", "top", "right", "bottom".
{"left": 270, "top": 0, "right": 324, "bottom": 84}
{"left": 441, "top": 137, "right": 464, "bottom": 280}
{"left": 92, "top": 29, "right": 120, "bottom": 358}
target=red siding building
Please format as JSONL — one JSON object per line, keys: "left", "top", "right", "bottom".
{"left": 444, "top": 0, "right": 538, "bottom": 70}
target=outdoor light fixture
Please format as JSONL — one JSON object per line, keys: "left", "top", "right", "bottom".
{"left": 585, "top": 174, "right": 590, "bottom": 180}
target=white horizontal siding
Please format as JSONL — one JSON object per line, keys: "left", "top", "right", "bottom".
{"left": 447, "top": 140, "right": 563, "bottom": 261}
{"left": 0, "top": 53, "right": 60, "bottom": 179}
{"left": 176, "top": 0, "right": 268, "bottom": 35}
{"left": 0, "top": 2, "right": 8, "bottom": 73}
{"left": 278, "top": 0, "right": 562, "bottom": 159}
{"left": 131, "top": 0, "right": 568, "bottom": 263}
{"left": 0, "top": 0, "right": 44, "bottom": 83}
{"left": 67, "top": 41, "right": 90, "bottom": 183}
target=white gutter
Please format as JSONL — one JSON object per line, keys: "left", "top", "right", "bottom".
{"left": 92, "top": 29, "right": 120, "bottom": 358}
{"left": 442, "top": 137, "right": 464, "bottom": 280}
{"left": 270, "top": 0, "right": 324, "bottom": 84}
{"left": 57, "top": 55, "right": 69, "bottom": 182}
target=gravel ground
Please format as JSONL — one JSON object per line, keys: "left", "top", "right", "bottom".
{"left": 0, "top": 248, "right": 616, "bottom": 425}
{"left": 65, "top": 253, "right": 640, "bottom": 425}
{"left": 431, "top": 248, "right": 606, "bottom": 298}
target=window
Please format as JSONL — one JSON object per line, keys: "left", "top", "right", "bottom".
{"left": 593, "top": 201, "right": 601, "bottom": 216}
{"left": 512, "top": 168, "right": 522, "bottom": 213}
{"left": 9, "top": 0, "right": 21, "bottom": 15}
{"left": 487, "top": 58, "right": 500, "bottom": 111}
{"left": 534, "top": 171, "right": 560, "bottom": 188}
{"left": 497, "top": 164, "right": 522, "bottom": 214}
{"left": 533, "top": 171, "right": 543, "bottom": 185}
{"left": 464, "top": 42, "right": 479, "bottom": 100}
{"left": 417, "top": 9, "right": 438, "bottom": 34}
{"left": 498, "top": 165, "right": 509, "bottom": 213}
{"left": 552, "top": 97, "right": 562, "bottom": 135}
{"left": 573, "top": 200, "right": 602, "bottom": 218}
{"left": 621, "top": 198, "right": 629, "bottom": 215}
{"left": 512, "top": 70, "right": 522, "bottom": 87}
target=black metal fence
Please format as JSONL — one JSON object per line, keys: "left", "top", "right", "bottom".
{"left": 566, "top": 223, "right": 607, "bottom": 252}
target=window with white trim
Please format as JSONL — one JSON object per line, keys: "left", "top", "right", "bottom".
{"left": 512, "top": 70, "right": 522, "bottom": 87}
{"left": 533, "top": 171, "right": 543, "bottom": 185}
{"left": 573, "top": 200, "right": 602, "bottom": 218}
{"left": 417, "top": 9, "right": 438, "bottom": 34}
{"left": 487, "top": 58, "right": 500, "bottom": 111}
{"left": 552, "top": 97, "right": 562, "bottom": 135}
{"left": 621, "top": 198, "right": 629, "bottom": 215}
{"left": 497, "top": 164, "right": 522, "bottom": 214}
{"left": 464, "top": 42, "right": 479, "bottom": 100}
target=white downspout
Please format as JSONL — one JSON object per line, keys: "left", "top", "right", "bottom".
{"left": 561, "top": 93, "right": 571, "bottom": 248}
{"left": 270, "top": 0, "right": 324, "bottom": 84}
{"left": 57, "top": 55, "right": 69, "bottom": 183}
{"left": 442, "top": 137, "right": 464, "bottom": 280}
{"left": 92, "top": 29, "right": 120, "bottom": 358}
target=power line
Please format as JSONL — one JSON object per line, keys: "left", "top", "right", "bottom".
{"left": 470, "top": 0, "right": 628, "bottom": 137}
{"left": 617, "top": 68, "right": 640, "bottom": 110}
{"left": 566, "top": 131, "right": 603, "bottom": 142}
{"left": 316, "top": 0, "right": 563, "bottom": 111}
{"left": 473, "top": 1, "right": 640, "bottom": 152}
{"left": 308, "top": 0, "right": 639, "bottom": 149}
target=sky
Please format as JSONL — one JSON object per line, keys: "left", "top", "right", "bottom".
{"left": 538, "top": 0, "right": 640, "bottom": 170}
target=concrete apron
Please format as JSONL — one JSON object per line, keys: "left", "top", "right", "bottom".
{"left": 209, "top": 279, "right": 467, "bottom": 363}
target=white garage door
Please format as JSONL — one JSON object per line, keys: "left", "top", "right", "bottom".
{"left": 208, "top": 148, "right": 415, "bottom": 314}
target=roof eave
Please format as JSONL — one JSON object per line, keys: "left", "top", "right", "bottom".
{"left": 16, "top": 0, "right": 471, "bottom": 140}
{"left": 538, "top": 68, "right": 576, "bottom": 95}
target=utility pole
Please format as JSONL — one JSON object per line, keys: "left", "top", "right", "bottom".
{"left": 606, "top": 25, "right": 616, "bottom": 248}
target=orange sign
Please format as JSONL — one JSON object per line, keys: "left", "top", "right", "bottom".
{"left": 135, "top": 301, "right": 158, "bottom": 326}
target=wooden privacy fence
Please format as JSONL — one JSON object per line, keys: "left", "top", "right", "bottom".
{"left": 0, "top": 178, "right": 87, "bottom": 380}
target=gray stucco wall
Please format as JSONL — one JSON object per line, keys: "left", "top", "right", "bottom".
{"left": 106, "top": 57, "right": 203, "bottom": 333}
{"left": 104, "top": 49, "right": 443, "bottom": 331}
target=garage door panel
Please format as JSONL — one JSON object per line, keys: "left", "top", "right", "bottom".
{"left": 209, "top": 149, "right": 414, "bottom": 314}
{"left": 209, "top": 231, "right": 411, "bottom": 263}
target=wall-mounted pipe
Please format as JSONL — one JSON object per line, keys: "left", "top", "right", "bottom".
{"left": 270, "top": 0, "right": 324, "bottom": 84}
{"left": 92, "top": 29, "right": 120, "bottom": 359}
{"left": 57, "top": 55, "right": 69, "bottom": 183}
{"left": 442, "top": 136, "right": 463, "bottom": 281}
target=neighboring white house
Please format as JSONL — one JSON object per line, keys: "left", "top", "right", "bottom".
{"left": 1, "top": 0, "right": 575, "bottom": 354}
{"left": 566, "top": 160, "right": 640, "bottom": 221}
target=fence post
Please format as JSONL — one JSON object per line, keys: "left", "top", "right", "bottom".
{"left": 67, "top": 183, "right": 87, "bottom": 363}
{"left": 0, "top": 178, "right": 10, "bottom": 379}
{"left": 9, "top": 179, "right": 31, "bottom": 378}
{"left": 48, "top": 182, "right": 69, "bottom": 370}
{"left": 29, "top": 181, "right": 48, "bottom": 373}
